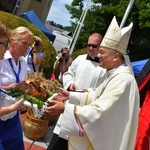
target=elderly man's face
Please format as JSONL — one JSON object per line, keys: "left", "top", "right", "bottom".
{"left": 97, "top": 47, "right": 117, "bottom": 70}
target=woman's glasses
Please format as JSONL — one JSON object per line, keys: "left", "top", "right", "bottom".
{"left": 87, "top": 44, "right": 99, "bottom": 48}
{"left": 0, "top": 40, "right": 9, "bottom": 48}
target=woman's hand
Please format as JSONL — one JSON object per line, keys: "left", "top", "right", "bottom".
{"left": 10, "top": 98, "right": 26, "bottom": 111}
{"left": 2, "top": 83, "right": 17, "bottom": 90}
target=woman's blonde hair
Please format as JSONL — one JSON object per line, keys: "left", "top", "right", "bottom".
{"left": 10, "top": 26, "right": 34, "bottom": 41}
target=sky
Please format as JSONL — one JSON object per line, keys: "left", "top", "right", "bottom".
{"left": 46, "top": 0, "right": 73, "bottom": 26}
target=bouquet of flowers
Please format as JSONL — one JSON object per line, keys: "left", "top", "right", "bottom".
{"left": 7, "top": 72, "right": 62, "bottom": 118}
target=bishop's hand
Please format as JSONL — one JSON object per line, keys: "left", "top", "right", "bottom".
{"left": 52, "top": 87, "right": 69, "bottom": 102}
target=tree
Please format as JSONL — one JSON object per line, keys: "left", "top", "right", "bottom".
{"left": 66, "top": 0, "right": 150, "bottom": 61}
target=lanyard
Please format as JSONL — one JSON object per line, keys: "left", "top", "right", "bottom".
{"left": 8, "top": 58, "right": 21, "bottom": 83}
{"left": 0, "top": 88, "right": 8, "bottom": 95}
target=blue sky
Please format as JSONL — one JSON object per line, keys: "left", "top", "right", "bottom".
{"left": 46, "top": 0, "right": 73, "bottom": 26}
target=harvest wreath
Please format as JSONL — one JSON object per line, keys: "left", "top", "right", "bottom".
{"left": 7, "top": 72, "right": 62, "bottom": 118}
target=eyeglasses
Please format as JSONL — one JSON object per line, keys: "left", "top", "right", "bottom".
{"left": 0, "top": 40, "right": 9, "bottom": 48}
{"left": 99, "top": 49, "right": 117, "bottom": 55}
{"left": 87, "top": 44, "right": 99, "bottom": 48}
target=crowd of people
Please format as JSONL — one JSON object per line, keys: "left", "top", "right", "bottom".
{"left": 1, "top": 15, "right": 149, "bottom": 150}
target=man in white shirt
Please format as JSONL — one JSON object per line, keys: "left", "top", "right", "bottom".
{"left": 46, "top": 17, "right": 139, "bottom": 150}
{"left": 63, "top": 33, "right": 106, "bottom": 91}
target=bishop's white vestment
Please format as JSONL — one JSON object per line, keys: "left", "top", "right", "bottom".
{"left": 54, "top": 54, "right": 106, "bottom": 138}
{"left": 60, "top": 65, "right": 139, "bottom": 150}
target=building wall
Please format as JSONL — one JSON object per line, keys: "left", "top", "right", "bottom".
{"left": 20, "top": 0, "right": 32, "bottom": 13}
{"left": 20, "top": 0, "right": 53, "bottom": 23}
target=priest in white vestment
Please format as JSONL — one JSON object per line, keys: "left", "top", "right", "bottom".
{"left": 46, "top": 16, "right": 139, "bottom": 150}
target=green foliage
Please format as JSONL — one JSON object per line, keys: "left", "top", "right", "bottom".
{"left": 67, "top": 0, "right": 150, "bottom": 61}
{"left": 0, "top": 11, "right": 56, "bottom": 78}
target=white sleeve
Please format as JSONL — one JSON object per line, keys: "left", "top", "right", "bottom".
{"left": 59, "top": 103, "right": 83, "bottom": 137}
{"left": 63, "top": 65, "right": 75, "bottom": 89}
{"left": 63, "top": 57, "right": 80, "bottom": 89}
{"left": 69, "top": 91, "right": 83, "bottom": 105}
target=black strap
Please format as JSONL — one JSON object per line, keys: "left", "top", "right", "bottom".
{"left": 29, "top": 48, "right": 36, "bottom": 72}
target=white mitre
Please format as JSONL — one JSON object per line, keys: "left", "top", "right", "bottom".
{"left": 101, "top": 16, "right": 134, "bottom": 74}
{"left": 101, "top": 16, "right": 133, "bottom": 54}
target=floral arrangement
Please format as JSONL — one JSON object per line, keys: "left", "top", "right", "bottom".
{"left": 7, "top": 72, "right": 62, "bottom": 118}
